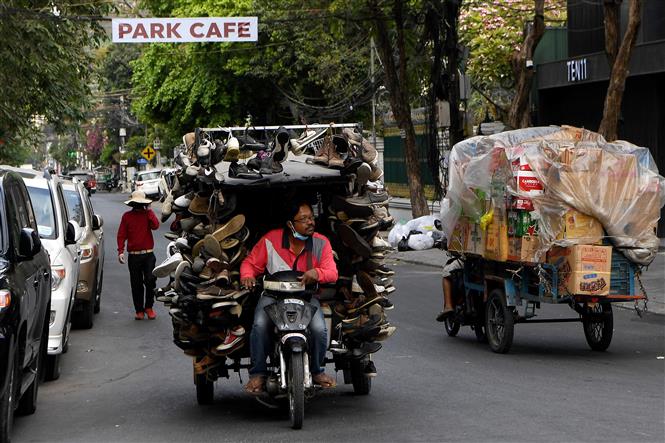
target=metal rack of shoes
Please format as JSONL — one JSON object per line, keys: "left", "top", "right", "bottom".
{"left": 153, "top": 122, "right": 398, "bottom": 384}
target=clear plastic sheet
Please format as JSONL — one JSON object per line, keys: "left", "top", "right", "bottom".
{"left": 442, "top": 126, "right": 665, "bottom": 266}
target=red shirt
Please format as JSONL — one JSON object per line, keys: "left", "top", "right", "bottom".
{"left": 240, "top": 228, "right": 338, "bottom": 284}
{"left": 116, "top": 208, "right": 159, "bottom": 254}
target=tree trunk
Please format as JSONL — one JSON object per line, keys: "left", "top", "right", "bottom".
{"left": 508, "top": 0, "right": 545, "bottom": 129}
{"left": 370, "top": 0, "right": 429, "bottom": 217}
{"left": 598, "top": 0, "right": 642, "bottom": 141}
{"left": 603, "top": 0, "right": 621, "bottom": 67}
{"left": 444, "top": 0, "right": 464, "bottom": 147}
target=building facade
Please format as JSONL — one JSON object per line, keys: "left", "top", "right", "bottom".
{"left": 534, "top": 0, "right": 665, "bottom": 236}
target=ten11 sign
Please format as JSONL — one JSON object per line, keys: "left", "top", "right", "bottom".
{"left": 112, "top": 17, "right": 258, "bottom": 43}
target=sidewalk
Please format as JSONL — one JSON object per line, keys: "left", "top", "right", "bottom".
{"left": 389, "top": 197, "right": 664, "bottom": 316}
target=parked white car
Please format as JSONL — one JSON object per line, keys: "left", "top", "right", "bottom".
{"left": 134, "top": 169, "right": 161, "bottom": 199}
{"left": 12, "top": 167, "right": 82, "bottom": 381}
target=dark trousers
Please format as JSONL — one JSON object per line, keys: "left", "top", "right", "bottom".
{"left": 128, "top": 252, "right": 156, "bottom": 312}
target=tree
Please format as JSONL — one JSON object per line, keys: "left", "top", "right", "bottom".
{"left": 597, "top": 0, "right": 643, "bottom": 141}
{"left": 369, "top": 0, "right": 428, "bottom": 216}
{"left": 0, "top": 1, "right": 112, "bottom": 151}
{"left": 508, "top": 0, "right": 545, "bottom": 129}
{"left": 459, "top": 1, "right": 566, "bottom": 124}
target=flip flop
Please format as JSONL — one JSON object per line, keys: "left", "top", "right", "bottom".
{"left": 244, "top": 376, "right": 266, "bottom": 395}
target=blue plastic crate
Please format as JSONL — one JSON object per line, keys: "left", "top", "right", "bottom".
{"left": 610, "top": 249, "right": 635, "bottom": 296}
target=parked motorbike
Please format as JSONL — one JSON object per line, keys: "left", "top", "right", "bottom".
{"left": 105, "top": 176, "right": 121, "bottom": 192}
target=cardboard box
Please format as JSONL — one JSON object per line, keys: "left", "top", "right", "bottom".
{"left": 484, "top": 212, "right": 508, "bottom": 262}
{"left": 556, "top": 209, "right": 604, "bottom": 244}
{"left": 448, "top": 218, "right": 470, "bottom": 253}
{"left": 566, "top": 271, "right": 611, "bottom": 296}
{"left": 548, "top": 245, "right": 612, "bottom": 295}
{"left": 508, "top": 235, "right": 544, "bottom": 263}
{"left": 466, "top": 222, "right": 485, "bottom": 256}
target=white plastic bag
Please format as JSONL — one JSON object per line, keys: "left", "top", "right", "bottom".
{"left": 388, "top": 222, "right": 410, "bottom": 247}
{"left": 407, "top": 233, "right": 435, "bottom": 251}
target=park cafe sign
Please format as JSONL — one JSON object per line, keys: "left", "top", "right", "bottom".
{"left": 112, "top": 17, "right": 258, "bottom": 43}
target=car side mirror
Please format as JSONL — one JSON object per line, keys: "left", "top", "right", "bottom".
{"left": 92, "top": 214, "right": 104, "bottom": 231}
{"left": 18, "top": 228, "right": 41, "bottom": 259}
{"left": 65, "top": 220, "right": 82, "bottom": 245}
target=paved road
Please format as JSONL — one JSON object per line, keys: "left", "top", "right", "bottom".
{"left": 13, "top": 192, "right": 665, "bottom": 442}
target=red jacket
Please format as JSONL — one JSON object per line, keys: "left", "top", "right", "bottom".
{"left": 240, "top": 228, "right": 338, "bottom": 284}
{"left": 117, "top": 208, "right": 159, "bottom": 254}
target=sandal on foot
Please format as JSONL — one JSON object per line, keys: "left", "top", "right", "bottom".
{"left": 436, "top": 308, "right": 454, "bottom": 322}
{"left": 312, "top": 372, "right": 336, "bottom": 388}
{"left": 244, "top": 375, "right": 266, "bottom": 395}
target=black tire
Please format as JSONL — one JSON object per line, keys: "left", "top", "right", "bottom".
{"left": 583, "top": 303, "right": 613, "bottom": 351}
{"left": 288, "top": 352, "right": 305, "bottom": 430}
{"left": 94, "top": 270, "right": 103, "bottom": 314}
{"left": 485, "top": 288, "right": 515, "bottom": 354}
{"left": 473, "top": 323, "right": 488, "bottom": 343}
{"left": 350, "top": 359, "right": 372, "bottom": 395}
{"left": 195, "top": 374, "right": 214, "bottom": 405}
{"left": 444, "top": 316, "right": 460, "bottom": 337}
{"left": 44, "top": 354, "right": 61, "bottom": 382}
{"left": 73, "top": 299, "right": 94, "bottom": 329}
{"left": 0, "top": 351, "right": 17, "bottom": 442}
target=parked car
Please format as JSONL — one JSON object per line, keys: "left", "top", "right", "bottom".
{"left": 0, "top": 169, "right": 51, "bottom": 442}
{"left": 15, "top": 168, "right": 82, "bottom": 381}
{"left": 158, "top": 168, "right": 177, "bottom": 200}
{"left": 62, "top": 180, "right": 104, "bottom": 329}
{"left": 133, "top": 169, "right": 161, "bottom": 199}
{"left": 67, "top": 170, "right": 96, "bottom": 195}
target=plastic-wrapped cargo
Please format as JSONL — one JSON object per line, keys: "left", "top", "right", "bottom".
{"left": 441, "top": 125, "right": 665, "bottom": 266}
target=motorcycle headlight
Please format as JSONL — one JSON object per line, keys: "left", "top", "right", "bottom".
{"left": 51, "top": 265, "right": 66, "bottom": 291}
{"left": 81, "top": 244, "right": 94, "bottom": 262}
{"left": 0, "top": 289, "right": 11, "bottom": 313}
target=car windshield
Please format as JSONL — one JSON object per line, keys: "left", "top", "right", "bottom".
{"left": 138, "top": 172, "right": 160, "bottom": 181}
{"left": 63, "top": 188, "right": 86, "bottom": 227}
{"left": 26, "top": 186, "right": 57, "bottom": 239}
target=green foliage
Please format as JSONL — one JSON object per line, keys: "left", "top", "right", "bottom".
{"left": 459, "top": 0, "right": 566, "bottom": 122}
{"left": 49, "top": 137, "right": 79, "bottom": 171}
{"left": 99, "top": 145, "right": 117, "bottom": 166}
{"left": 0, "top": 1, "right": 114, "bottom": 149}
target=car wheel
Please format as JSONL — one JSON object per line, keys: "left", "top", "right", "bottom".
{"left": 94, "top": 269, "right": 103, "bottom": 314}
{"left": 44, "top": 354, "right": 61, "bottom": 382}
{"left": 73, "top": 299, "right": 94, "bottom": 329}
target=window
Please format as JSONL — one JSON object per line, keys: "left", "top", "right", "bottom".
{"left": 138, "top": 171, "right": 160, "bottom": 181}
{"left": 26, "top": 185, "right": 57, "bottom": 239}
{"left": 63, "top": 188, "right": 86, "bottom": 227}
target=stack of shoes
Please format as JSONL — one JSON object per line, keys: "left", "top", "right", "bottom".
{"left": 153, "top": 133, "right": 255, "bottom": 368}
{"left": 325, "top": 184, "right": 398, "bottom": 361}
{"left": 157, "top": 125, "right": 398, "bottom": 377}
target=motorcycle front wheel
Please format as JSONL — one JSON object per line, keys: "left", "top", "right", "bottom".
{"left": 288, "top": 352, "right": 305, "bottom": 429}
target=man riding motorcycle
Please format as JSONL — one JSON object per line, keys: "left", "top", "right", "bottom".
{"left": 240, "top": 201, "right": 338, "bottom": 394}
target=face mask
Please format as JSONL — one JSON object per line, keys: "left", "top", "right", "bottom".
{"left": 289, "top": 222, "right": 310, "bottom": 241}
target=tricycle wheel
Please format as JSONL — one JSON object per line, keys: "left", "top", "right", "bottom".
{"left": 195, "top": 373, "right": 214, "bottom": 405}
{"left": 582, "top": 303, "right": 613, "bottom": 351}
{"left": 350, "top": 358, "right": 372, "bottom": 395}
{"left": 485, "top": 289, "right": 515, "bottom": 354}
{"left": 288, "top": 352, "right": 305, "bottom": 429}
{"left": 444, "top": 316, "right": 460, "bottom": 337}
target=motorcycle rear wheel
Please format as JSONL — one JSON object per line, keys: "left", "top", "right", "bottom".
{"left": 288, "top": 352, "right": 305, "bottom": 429}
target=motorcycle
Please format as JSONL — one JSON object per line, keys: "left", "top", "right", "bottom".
{"left": 105, "top": 176, "right": 121, "bottom": 192}
{"left": 260, "top": 271, "right": 316, "bottom": 429}
{"left": 442, "top": 258, "right": 488, "bottom": 343}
